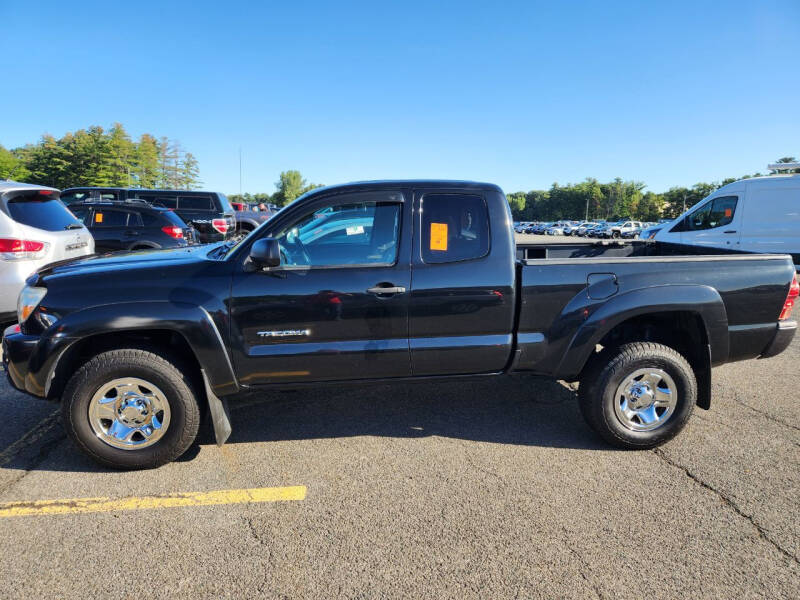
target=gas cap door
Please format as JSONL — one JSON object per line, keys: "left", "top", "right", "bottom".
{"left": 587, "top": 273, "right": 618, "bottom": 300}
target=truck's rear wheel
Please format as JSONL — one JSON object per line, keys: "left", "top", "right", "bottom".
{"left": 61, "top": 348, "right": 201, "bottom": 470}
{"left": 578, "top": 342, "right": 696, "bottom": 449}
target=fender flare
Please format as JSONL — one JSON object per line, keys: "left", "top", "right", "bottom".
{"left": 554, "top": 284, "right": 729, "bottom": 380}
{"left": 41, "top": 301, "right": 239, "bottom": 398}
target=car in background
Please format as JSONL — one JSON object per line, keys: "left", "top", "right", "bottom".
{"left": 569, "top": 221, "right": 598, "bottom": 236}
{"left": 545, "top": 221, "right": 572, "bottom": 235}
{"left": 620, "top": 221, "right": 647, "bottom": 239}
{"left": 607, "top": 220, "right": 644, "bottom": 239}
{"left": 0, "top": 181, "right": 94, "bottom": 326}
{"left": 68, "top": 200, "right": 195, "bottom": 253}
{"left": 532, "top": 222, "right": 553, "bottom": 234}
{"left": 61, "top": 188, "right": 235, "bottom": 244}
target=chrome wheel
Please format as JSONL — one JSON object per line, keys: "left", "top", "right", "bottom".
{"left": 613, "top": 368, "right": 677, "bottom": 432}
{"left": 88, "top": 377, "right": 171, "bottom": 450}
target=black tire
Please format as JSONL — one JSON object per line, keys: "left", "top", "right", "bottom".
{"left": 578, "top": 342, "right": 696, "bottom": 449}
{"left": 61, "top": 347, "right": 201, "bottom": 470}
{"left": 612, "top": 231, "right": 621, "bottom": 239}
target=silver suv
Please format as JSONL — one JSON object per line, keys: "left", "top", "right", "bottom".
{"left": 1, "top": 181, "right": 94, "bottom": 325}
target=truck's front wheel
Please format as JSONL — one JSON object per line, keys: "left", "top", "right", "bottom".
{"left": 578, "top": 342, "right": 696, "bottom": 449}
{"left": 61, "top": 348, "right": 201, "bottom": 470}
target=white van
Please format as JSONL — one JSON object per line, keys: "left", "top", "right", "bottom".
{"left": 654, "top": 169, "right": 800, "bottom": 267}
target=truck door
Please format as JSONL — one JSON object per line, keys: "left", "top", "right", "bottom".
{"left": 408, "top": 188, "right": 516, "bottom": 376}
{"left": 229, "top": 189, "right": 412, "bottom": 384}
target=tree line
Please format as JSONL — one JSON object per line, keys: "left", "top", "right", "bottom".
{"left": 0, "top": 123, "right": 201, "bottom": 190}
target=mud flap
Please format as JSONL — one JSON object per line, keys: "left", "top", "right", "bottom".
{"left": 202, "top": 370, "right": 232, "bottom": 446}
{"left": 696, "top": 344, "right": 712, "bottom": 410}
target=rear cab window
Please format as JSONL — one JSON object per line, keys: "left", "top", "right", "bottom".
{"left": 421, "top": 193, "right": 490, "bottom": 263}
{"left": 3, "top": 190, "right": 83, "bottom": 231}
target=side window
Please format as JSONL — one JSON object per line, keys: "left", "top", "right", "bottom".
{"left": 127, "top": 212, "right": 144, "bottom": 227}
{"left": 707, "top": 196, "right": 737, "bottom": 228}
{"left": 274, "top": 191, "right": 403, "bottom": 267}
{"left": 421, "top": 193, "right": 490, "bottom": 263}
{"left": 93, "top": 209, "right": 128, "bottom": 228}
{"left": 683, "top": 196, "right": 738, "bottom": 231}
{"left": 178, "top": 196, "right": 213, "bottom": 210}
{"left": 140, "top": 212, "right": 161, "bottom": 227}
{"left": 98, "top": 191, "right": 120, "bottom": 201}
{"left": 60, "top": 190, "right": 97, "bottom": 205}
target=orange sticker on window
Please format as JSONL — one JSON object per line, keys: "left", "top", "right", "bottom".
{"left": 95, "top": 212, "right": 103, "bottom": 223}
{"left": 430, "top": 222, "right": 448, "bottom": 251}
{"left": 724, "top": 208, "right": 732, "bottom": 217}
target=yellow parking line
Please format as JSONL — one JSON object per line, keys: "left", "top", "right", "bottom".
{"left": 0, "top": 485, "right": 307, "bottom": 518}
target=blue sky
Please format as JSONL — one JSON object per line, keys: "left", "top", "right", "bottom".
{"left": 1, "top": 0, "right": 798, "bottom": 194}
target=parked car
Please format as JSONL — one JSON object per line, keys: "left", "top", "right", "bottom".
{"left": 0, "top": 181, "right": 94, "bottom": 326}
{"left": 60, "top": 188, "right": 235, "bottom": 244}
{"left": 575, "top": 222, "right": 601, "bottom": 236}
{"left": 3, "top": 179, "right": 797, "bottom": 469}
{"left": 654, "top": 169, "right": 800, "bottom": 268}
{"left": 67, "top": 200, "right": 195, "bottom": 253}
{"left": 607, "top": 221, "right": 643, "bottom": 239}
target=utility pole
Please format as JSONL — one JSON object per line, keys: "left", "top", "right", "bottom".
{"left": 585, "top": 196, "right": 589, "bottom": 222}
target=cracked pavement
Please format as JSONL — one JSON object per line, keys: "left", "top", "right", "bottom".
{"left": 0, "top": 337, "right": 798, "bottom": 599}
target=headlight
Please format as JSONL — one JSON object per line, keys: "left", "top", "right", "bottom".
{"left": 647, "top": 228, "right": 661, "bottom": 240}
{"left": 17, "top": 286, "right": 47, "bottom": 323}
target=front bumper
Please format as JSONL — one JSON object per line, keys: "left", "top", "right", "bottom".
{"left": 2, "top": 325, "right": 73, "bottom": 399}
{"left": 759, "top": 320, "right": 797, "bottom": 359}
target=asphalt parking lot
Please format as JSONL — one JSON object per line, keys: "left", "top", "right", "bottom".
{"left": 1, "top": 335, "right": 799, "bottom": 598}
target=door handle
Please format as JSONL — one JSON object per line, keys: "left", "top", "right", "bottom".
{"left": 366, "top": 285, "right": 406, "bottom": 295}
{"left": 125, "top": 230, "right": 139, "bottom": 236}
{"left": 723, "top": 230, "right": 737, "bottom": 234}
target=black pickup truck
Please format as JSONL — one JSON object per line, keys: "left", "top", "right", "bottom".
{"left": 3, "top": 181, "right": 797, "bottom": 469}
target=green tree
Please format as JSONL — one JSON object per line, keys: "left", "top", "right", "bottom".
{"left": 0, "top": 144, "right": 29, "bottom": 180}
{"left": 179, "top": 152, "right": 201, "bottom": 189}
{"left": 134, "top": 134, "right": 160, "bottom": 188}
{"left": 272, "top": 170, "right": 307, "bottom": 207}
{"left": 106, "top": 123, "right": 135, "bottom": 186}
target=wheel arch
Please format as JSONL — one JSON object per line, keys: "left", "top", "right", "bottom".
{"left": 43, "top": 302, "right": 239, "bottom": 402}
{"left": 556, "top": 285, "right": 728, "bottom": 409}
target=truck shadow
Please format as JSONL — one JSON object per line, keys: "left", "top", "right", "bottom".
{"left": 213, "top": 375, "right": 609, "bottom": 452}
{"left": 0, "top": 375, "right": 612, "bottom": 475}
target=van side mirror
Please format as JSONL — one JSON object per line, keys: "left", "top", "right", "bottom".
{"left": 249, "top": 237, "right": 281, "bottom": 268}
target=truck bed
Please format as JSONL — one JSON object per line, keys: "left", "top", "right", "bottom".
{"left": 513, "top": 239, "right": 794, "bottom": 378}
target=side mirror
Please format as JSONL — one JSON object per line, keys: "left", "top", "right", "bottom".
{"left": 249, "top": 237, "right": 281, "bottom": 268}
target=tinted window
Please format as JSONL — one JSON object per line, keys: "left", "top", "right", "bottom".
{"left": 421, "top": 193, "right": 489, "bottom": 263}
{"left": 92, "top": 209, "right": 129, "bottom": 228}
{"left": 6, "top": 195, "right": 83, "bottom": 231}
{"left": 98, "top": 191, "right": 121, "bottom": 201}
{"left": 275, "top": 192, "right": 403, "bottom": 267}
{"left": 178, "top": 196, "right": 213, "bottom": 210}
{"left": 141, "top": 212, "right": 162, "bottom": 227}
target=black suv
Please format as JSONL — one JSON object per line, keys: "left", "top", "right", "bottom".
{"left": 68, "top": 200, "right": 195, "bottom": 253}
{"left": 61, "top": 188, "right": 235, "bottom": 243}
